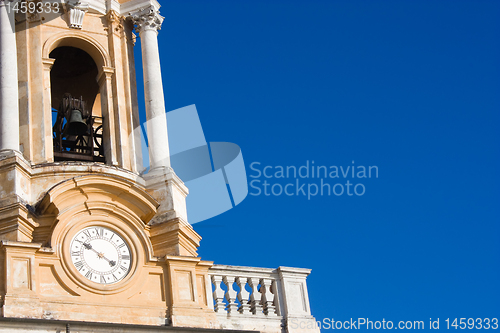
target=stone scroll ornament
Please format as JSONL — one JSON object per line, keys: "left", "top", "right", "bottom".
{"left": 133, "top": 105, "right": 249, "bottom": 224}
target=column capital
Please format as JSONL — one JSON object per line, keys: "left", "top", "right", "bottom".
{"left": 130, "top": 6, "right": 164, "bottom": 34}
{"left": 97, "top": 66, "right": 115, "bottom": 85}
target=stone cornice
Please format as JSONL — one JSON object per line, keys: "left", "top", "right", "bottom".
{"left": 50, "top": 0, "right": 160, "bottom": 17}
{"left": 120, "top": 0, "right": 160, "bottom": 17}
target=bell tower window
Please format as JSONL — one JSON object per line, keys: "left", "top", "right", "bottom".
{"left": 50, "top": 46, "right": 105, "bottom": 162}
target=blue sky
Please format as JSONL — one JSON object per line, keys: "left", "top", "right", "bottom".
{"left": 136, "top": 0, "right": 499, "bottom": 330}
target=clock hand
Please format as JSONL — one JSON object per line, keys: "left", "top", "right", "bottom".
{"left": 82, "top": 242, "right": 116, "bottom": 267}
{"left": 99, "top": 254, "right": 116, "bottom": 267}
{"left": 83, "top": 242, "right": 102, "bottom": 257}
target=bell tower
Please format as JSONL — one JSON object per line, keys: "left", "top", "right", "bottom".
{"left": 0, "top": 0, "right": 216, "bottom": 327}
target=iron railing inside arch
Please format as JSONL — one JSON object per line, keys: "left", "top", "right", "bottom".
{"left": 52, "top": 95, "right": 105, "bottom": 163}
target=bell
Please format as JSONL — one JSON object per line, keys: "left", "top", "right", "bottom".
{"left": 63, "top": 109, "right": 88, "bottom": 137}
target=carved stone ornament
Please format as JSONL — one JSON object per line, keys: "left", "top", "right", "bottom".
{"left": 106, "top": 9, "right": 121, "bottom": 24}
{"left": 66, "top": 0, "right": 89, "bottom": 29}
{"left": 106, "top": 9, "right": 124, "bottom": 33}
{"left": 129, "top": 6, "right": 164, "bottom": 34}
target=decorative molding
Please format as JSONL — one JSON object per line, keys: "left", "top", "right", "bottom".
{"left": 129, "top": 5, "right": 164, "bottom": 34}
{"left": 106, "top": 9, "right": 121, "bottom": 24}
{"left": 66, "top": 0, "right": 89, "bottom": 29}
{"left": 42, "top": 30, "right": 112, "bottom": 68}
{"left": 129, "top": 31, "right": 137, "bottom": 46}
{"left": 106, "top": 9, "right": 124, "bottom": 34}
{"left": 120, "top": 0, "right": 160, "bottom": 18}
{"left": 41, "top": 58, "right": 56, "bottom": 71}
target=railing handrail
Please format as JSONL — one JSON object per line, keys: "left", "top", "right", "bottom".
{"left": 209, "top": 264, "right": 312, "bottom": 278}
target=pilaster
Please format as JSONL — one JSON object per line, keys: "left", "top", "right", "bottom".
{"left": 41, "top": 58, "right": 55, "bottom": 163}
{"left": 97, "top": 66, "right": 119, "bottom": 166}
{"left": 106, "top": 10, "right": 131, "bottom": 170}
{"left": 277, "top": 267, "right": 320, "bottom": 333}
{"left": 27, "top": 15, "right": 52, "bottom": 163}
{"left": 164, "top": 256, "right": 218, "bottom": 328}
{"left": 0, "top": 241, "right": 42, "bottom": 318}
{"left": 0, "top": 150, "right": 36, "bottom": 242}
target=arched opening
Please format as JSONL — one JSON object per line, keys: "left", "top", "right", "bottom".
{"left": 50, "top": 46, "right": 105, "bottom": 162}
{"left": 50, "top": 46, "right": 99, "bottom": 113}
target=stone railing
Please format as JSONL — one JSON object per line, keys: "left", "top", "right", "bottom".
{"left": 208, "top": 265, "right": 320, "bottom": 333}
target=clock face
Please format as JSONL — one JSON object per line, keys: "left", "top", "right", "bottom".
{"left": 70, "top": 226, "right": 132, "bottom": 284}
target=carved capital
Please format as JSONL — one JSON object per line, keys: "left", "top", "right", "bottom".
{"left": 106, "top": 9, "right": 124, "bottom": 33}
{"left": 129, "top": 6, "right": 163, "bottom": 34}
{"left": 97, "top": 66, "right": 115, "bottom": 86}
{"left": 106, "top": 9, "right": 120, "bottom": 23}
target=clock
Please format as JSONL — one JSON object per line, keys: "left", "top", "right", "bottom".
{"left": 69, "top": 226, "right": 132, "bottom": 284}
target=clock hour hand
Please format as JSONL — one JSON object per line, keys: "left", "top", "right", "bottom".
{"left": 82, "top": 241, "right": 116, "bottom": 267}
{"left": 83, "top": 242, "right": 102, "bottom": 258}
{"left": 99, "top": 253, "right": 116, "bottom": 267}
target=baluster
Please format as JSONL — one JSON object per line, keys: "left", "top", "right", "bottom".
{"left": 248, "top": 277, "right": 264, "bottom": 315}
{"left": 236, "top": 277, "right": 251, "bottom": 315}
{"left": 261, "top": 278, "right": 277, "bottom": 316}
{"left": 211, "top": 275, "right": 226, "bottom": 313}
{"left": 271, "top": 278, "right": 280, "bottom": 316}
{"left": 223, "top": 276, "right": 239, "bottom": 314}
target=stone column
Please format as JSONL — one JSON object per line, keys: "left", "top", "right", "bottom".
{"left": 0, "top": 0, "right": 19, "bottom": 151}
{"left": 132, "top": 7, "right": 170, "bottom": 170}
{"left": 130, "top": 7, "right": 197, "bottom": 256}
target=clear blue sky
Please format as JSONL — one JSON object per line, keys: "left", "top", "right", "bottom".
{"left": 136, "top": 0, "right": 499, "bottom": 330}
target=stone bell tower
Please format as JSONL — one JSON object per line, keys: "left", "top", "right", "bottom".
{"left": 0, "top": 0, "right": 215, "bottom": 328}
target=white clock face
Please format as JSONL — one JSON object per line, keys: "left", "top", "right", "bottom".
{"left": 70, "top": 226, "right": 132, "bottom": 284}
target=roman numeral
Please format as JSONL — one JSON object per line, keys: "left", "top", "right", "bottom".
{"left": 112, "top": 274, "right": 117, "bottom": 281}
{"left": 120, "top": 265, "right": 127, "bottom": 271}
{"left": 95, "top": 227, "right": 103, "bottom": 236}
{"left": 74, "top": 261, "right": 84, "bottom": 270}
{"left": 71, "top": 251, "right": 80, "bottom": 256}
{"left": 100, "top": 275, "right": 106, "bottom": 284}
{"left": 118, "top": 243, "right": 126, "bottom": 248}
{"left": 121, "top": 255, "right": 130, "bottom": 260}
{"left": 85, "top": 271, "right": 92, "bottom": 280}
{"left": 83, "top": 230, "right": 91, "bottom": 238}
